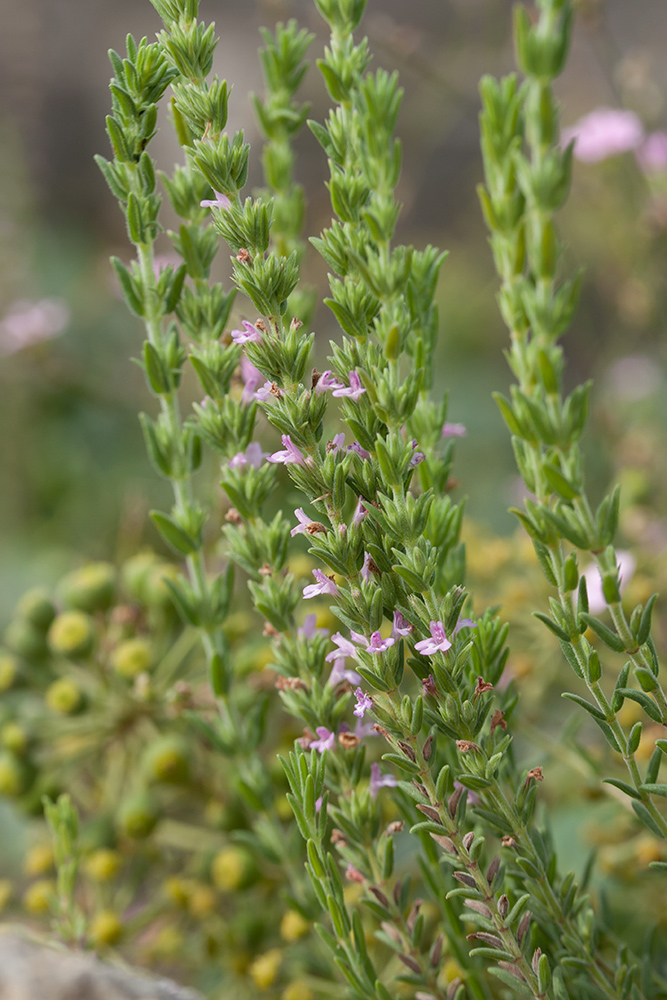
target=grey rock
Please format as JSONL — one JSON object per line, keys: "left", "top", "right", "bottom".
{"left": 0, "top": 926, "right": 204, "bottom": 1000}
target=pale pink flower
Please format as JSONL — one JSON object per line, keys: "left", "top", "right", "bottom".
{"left": 298, "top": 614, "right": 329, "bottom": 639}
{"left": 332, "top": 370, "right": 366, "bottom": 400}
{"left": 348, "top": 443, "right": 371, "bottom": 460}
{"left": 582, "top": 550, "right": 636, "bottom": 615}
{"left": 267, "top": 434, "right": 306, "bottom": 465}
{"left": 636, "top": 132, "right": 667, "bottom": 174}
{"left": 315, "top": 370, "right": 345, "bottom": 393}
{"left": 228, "top": 442, "right": 267, "bottom": 469}
{"left": 303, "top": 569, "right": 339, "bottom": 600}
{"left": 325, "top": 633, "right": 358, "bottom": 662}
{"left": 352, "top": 498, "right": 367, "bottom": 526}
{"left": 0, "top": 298, "right": 70, "bottom": 355}
{"left": 392, "top": 611, "right": 413, "bottom": 637}
{"left": 310, "top": 727, "right": 335, "bottom": 752}
{"left": 240, "top": 356, "right": 264, "bottom": 403}
{"left": 200, "top": 190, "right": 232, "bottom": 210}
{"left": 442, "top": 422, "right": 467, "bottom": 438}
{"left": 370, "top": 763, "right": 398, "bottom": 799}
{"left": 328, "top": 658, "right": 362, "bottom": 686}
{"left": 353, "top": 687, "right": 373, "bottom": 718}
{"left": 366, "top": 632, "right": 395, "bottom": 654}
{"left": 561, "top": 108, "right": 643, "bottom": 163}
{"left": 231, "top": 321, "right": 262, "bottom": 344}
{"left": 415, "top": 621, "right": 452, "bottom": 656}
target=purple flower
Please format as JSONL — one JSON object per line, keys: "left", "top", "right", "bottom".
{"left": 229, "top": 442, "right": 267, "bottom": 469}
{"left": 315, "top": 370, "right": 345, "bottom": 393}
{"left": 454, "top": 780, "right": 479, "bottom": 807}
{"left": 330, "top": 433, "right": 346, "bottom": 452}
{"left": 310, "top": 727, "right": 335, "bottom": 753}
{"left": 366, "top": 632, "right": 396, "bottom": 654}
{"left": 267, "top": 434, "right": 306, "bottom": 466}
{"left": 325, "top": 633, "right": 358, "bottom": 662}
{"left": 298, "top": 614, "right": 329, "bottom": 639}
{"left": 254, "top": 381, "right": 275, "bottom": 401}
{"left": 636, "top": 131, "right": 667, "bottom": 174}
{"left": 561, "top": 108, "right": 644, "bottom": 163}
{"left": 315, "top": 795, "right": 323, "bottom": 813}
{"left": 200, "top": 190, "right": 232, "bottom": 210}
{"left": 414, "top": 621, "right": 452, "bottom": 656}
{"left": 422, "top": 674, "right": 438, "bottom": 697}
{"left": 352, "top": 498, "right": 367, "bottom": 526}
{"left": 370, "top": 763, "right": 398, "bottom": 800}
{"left": 442, "top": 422, "right": 467, "bottom": 438}
{"left": 291, "top": 508, "right": 314, "bottom": 537}
{"left": 348, "top": 443, "right": 371, "bottom": 460}
{"left": 410, "top": 440, "right": 425, "bottom": 466}
{"left": 0, "top": 298, "right": 70, "bottom": 355}
{"left": 332, "top": 370, "right": 366, "bottom": 400}
{"left": 453, "top": 617, "right": 477, "bottom": 635}
{"left": 350, "top": 630, "right": 368, "bottom": 646}
{"left": 582, "top": 550, "right": 636, "bottom": 615}
{"left": 240, "top": 356, "right": 264, "bottom": 403}
{"left": 329, "top": 658, "right": 362, "bottom": 687}
{"left": 231, "top": 321, "right": 262, "bottom": 345}
{"left": 392, "top": 611, "right": 413, "bottom": 637}
{"left": 360, "top": 552, "right": 373, "bottom": 583}
{"left": 355, "top": 718, "right": 377, "bottom": 739}
{"left": 303, "top": 569, "right": 339, "bottom": 600}
{"left": 353, "top": 688, "right": 373, "bottom": 718}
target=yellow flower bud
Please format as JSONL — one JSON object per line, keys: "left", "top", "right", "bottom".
{"left": 15, "top": 588, "right": 56, "bottom": 631}
{"left": 58, "top": 563, "right": 116, "bottom": 613}
{"left": 282, "top": 982, "right": 313, "bottom": 1000}
{"left": 144, "top": 563, "right": 181, "bottom": 608}
{"left": 0, "top": 752, "right": 30, "bottom": 797}
{"left": 90, "top": 909, "right": 123, "bottom": 946}
{"left": 122, "top": 551, "right": 160, "bottom": 602}
{"left": 46, "top": 678, "right": 83, "bottom": 715}
{"left": 0, "top": 652, "right": 18, "bottom": 692}
{"left": 211, "top": 846, "right": 256, "bottom": 892}
{"left": 150, "top": 925, "right": 183, "bottom": 957}
{"left": 48, "top": 611, "right": 95, "bottom": 658}
{"left": 164, "top": 877, "right": 193, "bottom": 907}
{"left": 111, "top": 637, "right": 154, "bottom": 678}
{"left": 4, "top": 619, "right": 48, "bottom": 659}
{"left": 280, "top": 910, "right": 310, "bottom": 942}
{"left": 85, "top": 849, "right": 121, "bottom": 882}
{"left": 23, "top": 879, "right": 55, "bottom": 914}
{"left": 117, "top": 792, "right": 160, "bottom": 839}
{"left": 187, "top": 883, "right": 217, "bottom": 919}
{"left": 1, "top": 722, "right": 29, "bottom": 756}
{"left": 142, "top": 735, "right": 190, "bottom": 784}
{"left": 249, "top": 948, "right": 282, "bottom": 990}
{"left": 24, "top": 844, "right": 54, "bottom": 877}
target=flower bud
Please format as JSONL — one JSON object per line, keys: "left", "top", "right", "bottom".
{"left": 282, "top": 982, "right": 314, "bottom": 1000}
{"left": 23, "top": 844, "right": 54, "bottom": 877}
{"left": 211, "top": 846, "right": 257, "bottom": 891}
{"left": 0, "top": 652, "right": 18, "bottom": 692}
{"left": 22, "top": 879, "right": 55, "bottom": 914}
{"left": 280, "top": 910, "right": 310, "bottom": 942}
{"left": 142, "top": 735, "right": 190, "bottom": 784}
{"left": 0, "top": 751, "right": 31, "bottom": 796}
{"left": 111, "top": 637, "right": 154, "bottom": 678}
{"left": 58, "top": 563, "right": 116, "bottom": 613}
{"left": 1, "top": 722, "right": 29, "bottom": 756}
{"left": 48, "top": 611, "right": 96, "bottom": 658}
{"left": 117, "top": 792, "right": 160, "bottom": 839}
{"left": 249, "top": 948, "right": 282, "bottom": 990}
{"left": 90, "top": 909, "right": 123, "bottom": 946}
{"left": 46, "top": 678, "right": 84, "bottom": 715}
{"left": 121, "top": 551, "right": 160, "bottom": 602}
{"left": 144, "top": 563, "right": 181, "bottom": 608}
{"left": 15, "top": 589, "right": 56, "bottom": 631}
{"left": 4, "top": 619, "right": 48, "bottom": 660}
{"left": 85, "top": 849, "right": 122, "bottom": 882}
{"left": 187, "top": 883, "right": 217, "bottom": 919}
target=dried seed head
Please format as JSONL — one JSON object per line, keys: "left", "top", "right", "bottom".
{"left": 338, "top": 731, "right": 360, "bottom": 750}
{"left": 397, "top": 740, "right": 417, "bottom": 762}
{"left": 263, "top": 622, "right": 279, "bottom": 637}
{"left": 236, "top": 248, "right": 252, "bottom": 263}
{"left": 462, "top": 831, "right": 475, "bottom": 851}
{"left": 474, "top": 676, "right": 494, "bottom": 699}
{"left": 345, "top": 864, "right": 364, "bottom": 883}
{"left": 386, "top": 820, "right": 404, "bottom": 835}
{"left": 305, "top": 521, "right": 328, "bottom": 535}
{"left": 311, "top": 368, "right": 321, "bottom": 389}
{"left": 416, "top": 803, "right": 442, "bottom": 824}
{"left": 430, "top": 833, "right": 458, "bottom": 855}
{"left": 463, "top": 899, "right": 491, "bottom": 918}
{"left": 517, "top": 910, "right": 531, "bottom": 944}
{"left": 225, "top": 507, "right": 242, "bottom": 524}
{"left": 373, "top": 724, "right": 390, "bottom": 739}
{"left": 255, "top": 319, "right": 267, "bottom": 332}
{"left": 274, "top": 676, "right": 307, "bottom": 692}
{"left": 259, "top": 563, "right": 273, "bottom": 576}
{"left": 423, "top": 734, "right": 434, "bottom": 761}
{"left": 525, "top": 766, "right": 544, "bottom": 785}
{"left": 268, "top": 382, "right": 283, "bottom": 399}
{"left": 498, "top": 894, "right": 509, "bottom": 918}
{"left": 407, "top": 899, "right": 422, "bottom": 933}
{"left": 486, "top": 855, "right": 500, "bottom": 886}
{"left": 532, "top": 947, "right": 542, "bottom": 975}
{"left": 448, "top": 783, "right": 465, "bottom": 819}
{"left": 501, "top": 835, "right": 517, "bottom": 848}
{"left": 430, "top": 934, "right": 443, "bottom": 967}
{"left": 330, "top": 829, "right": 347, "bottom": 846}
{"left": 452, "top": 871, "right": 477, "bottom": 890}
{"left": 369, "top": 885, "right": 390, "bottom": 909}
{"left": 490, "top": 708, "right": 507, "bottom": 734}
{"left": 456, "top": 740, "right": 480, "bottom": 753}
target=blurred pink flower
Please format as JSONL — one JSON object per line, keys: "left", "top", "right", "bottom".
{"left": 582, "top": 550, "right": 636, "bottom": 615}
{"left": 636, "top": 132, "right": 667, "bottom": 174}
{"left": 0, "top": 298, "right": 70, "bottom": 355}
{"left": 561, "top": 108, "right": 644, "bottom": 163}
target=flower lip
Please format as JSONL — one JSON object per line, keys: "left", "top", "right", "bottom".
{"left": 303, "top": 569, "right": 339, "bottom": 600}
{"left": 267, "top": 434, "right": 306, "bottom": 466}
{"left": 414, "top": 620, "right": 452, "bottom": 656}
